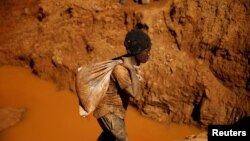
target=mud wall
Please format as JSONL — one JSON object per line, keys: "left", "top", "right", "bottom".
{"left": 0, "top": 0, "right": 249, "bottom": 127}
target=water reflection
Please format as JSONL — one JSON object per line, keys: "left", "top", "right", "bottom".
{"left": 0, "top": 66, "right": 202, "bottom": 141}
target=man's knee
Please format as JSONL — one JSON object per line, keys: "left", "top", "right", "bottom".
{"left": 116, "top": 135, "right": 128, "bottom": 141}
{"left": 111, "top": 128, "right": 128, "bottom": 141}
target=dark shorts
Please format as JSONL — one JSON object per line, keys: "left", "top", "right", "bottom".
{"left": 97, "top": 113, "right": 128, "bottom": 141}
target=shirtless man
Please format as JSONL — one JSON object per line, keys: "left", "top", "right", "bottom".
{"left": 94, "top": 28, "right": 152, "bottom": 141}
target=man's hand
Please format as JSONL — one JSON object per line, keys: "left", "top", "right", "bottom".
{"left": 121, "top": 57, "right": 142, "bottom": 98}
{"left": 79, "top": 105, "right": 89, "bottom": 118}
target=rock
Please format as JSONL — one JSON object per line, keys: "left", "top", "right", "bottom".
{"left": 0, "top": 107, "right": 26, "bottom": 132}
{"left": 0, "top": 0, "right": 249, "bottom": 128}
{"left": 181, "top": 132, "right": 207, "bottom": 141}
{"left": 141, "top": 0, "right": 150, "bottom": 4}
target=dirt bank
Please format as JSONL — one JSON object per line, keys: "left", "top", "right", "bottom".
{"left": 0, "top": 0, "right": 249, "bottom": 128}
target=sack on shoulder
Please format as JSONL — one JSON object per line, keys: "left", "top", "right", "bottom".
{"left": 76, "top": 60, "right": 122, "bottom": 117}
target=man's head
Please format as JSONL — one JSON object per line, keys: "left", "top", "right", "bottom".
{"left": 124, "top": 28, "right": 152, "bottom": 63}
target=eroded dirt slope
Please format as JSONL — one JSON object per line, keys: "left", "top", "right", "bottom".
{"left": 0, "top": 0, "right": 249, "bottom": 128}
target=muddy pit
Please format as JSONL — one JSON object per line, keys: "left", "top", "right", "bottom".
{"left": 0, "top": 66, "right": 204, "bottom": 141}
{"left": 0, "top": 0, "right": 249, "bottom": 140}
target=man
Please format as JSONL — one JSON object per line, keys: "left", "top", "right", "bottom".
{"left": 94, "top": 28, "right": 152, "bottom": 141}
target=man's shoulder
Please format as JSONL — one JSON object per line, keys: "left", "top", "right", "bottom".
{"left": 112, "top": 64, "right": 132, "bottom": 88}
{"left": 114, "top": 64, "right": 127, "bottom": 72}
{"left": 113, "top": 64, "right": 129, "bottom": 77}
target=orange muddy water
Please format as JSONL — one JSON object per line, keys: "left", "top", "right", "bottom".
{"left": 0, "top": 66, "right": 203, "bottom": 141}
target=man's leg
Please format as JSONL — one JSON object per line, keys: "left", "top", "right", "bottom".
{"left": 97, "top": 116, "right": 115, "bottom": 141}
{"left": 110, "top": 115, "right": 128, "bottom": 141}
{"left": 97, "top": 131, "right": 114, "bottom": 141}
{"left": 97, "top": 113, "right": 128, "bottom": 141}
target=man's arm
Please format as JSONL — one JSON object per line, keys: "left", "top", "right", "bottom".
{"left": 124, "top": 67, "right": 141, "bottom": 98}
{"left": 113, "top": 65, "right": 141, "bottom": 99}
